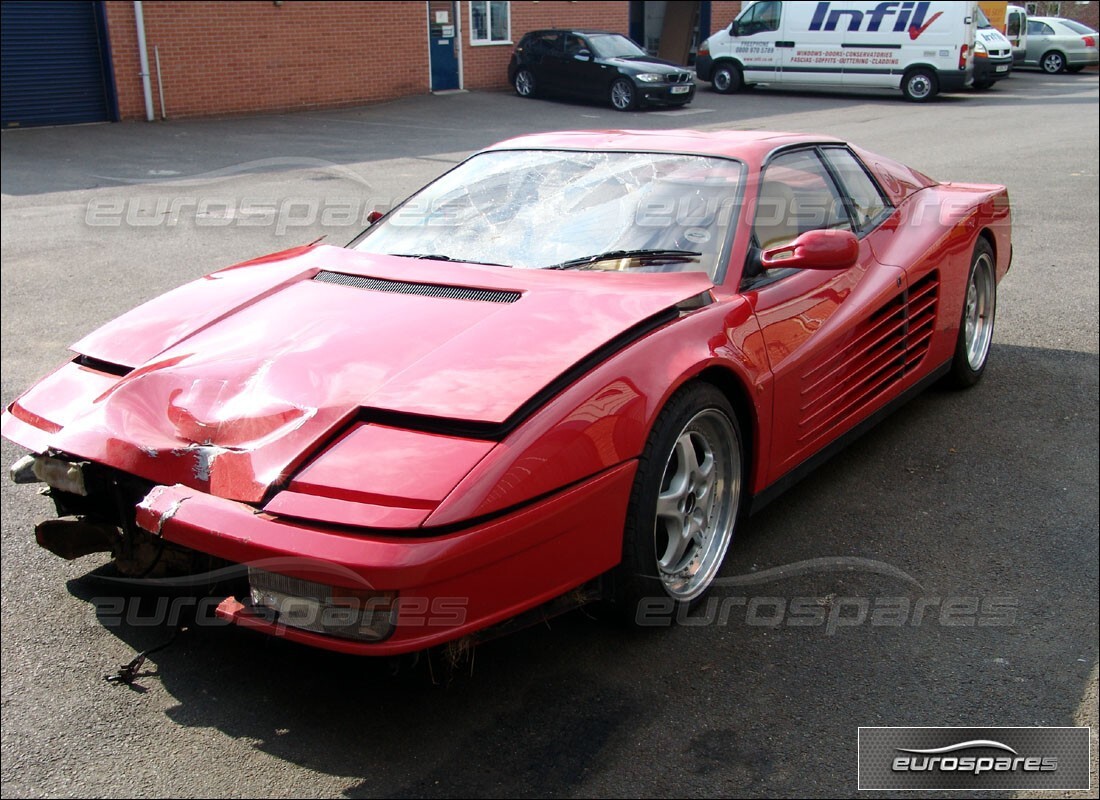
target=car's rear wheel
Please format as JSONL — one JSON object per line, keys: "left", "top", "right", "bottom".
{"left": 945, "top": 238, "right": 997, "bottom": 388}
{"left": 1041, "top": 51, "right": 1066, "bottom": 73}
{"left": 611, "top": 382, "right": 743, "bottom": 623}
{"left": 711, "top": 62, "right": 743, "bottom": 94}
{"left": 902, "top": 67, "right": 939, "bottom": 101}
{"left": 610, "top": 78, "right": 636, "bottom": 110}
{"left": 513, "top": 68, "right": 537, "bottom": 97}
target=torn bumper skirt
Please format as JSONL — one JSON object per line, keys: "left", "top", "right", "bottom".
{"left": 133, "top": 463, "right": 635, "bottom": 655}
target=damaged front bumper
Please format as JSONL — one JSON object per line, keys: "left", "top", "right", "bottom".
{"left": 20, "top": 456, "right": 635, "bottom": 655}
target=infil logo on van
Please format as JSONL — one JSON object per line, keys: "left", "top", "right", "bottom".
{"left": 809, "top": 2, "right": 944, "bottom": 39}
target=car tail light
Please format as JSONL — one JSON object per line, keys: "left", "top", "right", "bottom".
{"left": 698, "top": 42, "right": 710, "bottom": 56}
{"left": 959, "top": 43, "right": 969, "bottom": 69}
{"left": 248, "top": 567, "right": 397, "bottom": 642}
{"left": 1084, "top": 35, "right": 1096, "bottom": 47}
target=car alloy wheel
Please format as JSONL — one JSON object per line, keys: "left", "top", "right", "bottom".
{"left": 610, "top": 78, "right": 636, "bottom": 111}
{"left": 613, "top": 382, "right": 742, "bottom": 620}
{"left": 514, "top": 68, "right": 536, "bottom": 97}
{"left": 945, "top": 238, "right": 997, "bottom": 388}
{"left": 1041, "top": 51, "right": 1066, "bottom": 74}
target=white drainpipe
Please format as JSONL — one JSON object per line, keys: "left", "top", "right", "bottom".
{"left": 134, "top": 1, "right": 155, "bottom": 121}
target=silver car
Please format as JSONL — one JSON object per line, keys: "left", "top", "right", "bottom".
{"left": 1023, "top": 16, "right": 1100, "bottom": 74}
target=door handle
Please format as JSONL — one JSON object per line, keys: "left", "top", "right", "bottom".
{"left": 775, "top": 41, "right": 796, "bottom": 48}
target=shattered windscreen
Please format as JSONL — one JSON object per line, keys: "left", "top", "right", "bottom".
{"left": 352, "top": 149, "right": 744, "bottom": 278}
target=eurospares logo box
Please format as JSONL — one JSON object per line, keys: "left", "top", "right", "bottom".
{"left": 857, "top": 727, "right": 1091, "bottom": 791}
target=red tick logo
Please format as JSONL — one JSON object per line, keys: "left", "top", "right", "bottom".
{"left": 908, "top": 11, "right": 943, "bottom": 40}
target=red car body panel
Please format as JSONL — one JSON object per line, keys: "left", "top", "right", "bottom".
{"left": 1, "top": 129, "right": 1012, "bottom": 655}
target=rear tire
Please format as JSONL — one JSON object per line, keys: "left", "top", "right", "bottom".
{"left": 609, "top": 382, "right": 744, "bottom": 625}
{"left": 902, "top": 67, "right": 939, "bottom": 102}
{"left": 944, "top": 238, "right": 997, "bottom": 389}
{"left": 1041, "top": 51, "right": 1066, "bottom": 74}
{"left": 513, "top": 68, "right": 536, "bottom": 97}
{"left": 711, "top": 62, "right": 743, "bottom": 94}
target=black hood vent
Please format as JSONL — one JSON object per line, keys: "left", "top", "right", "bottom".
{"left": 314, "top": 270, "right": 521, "bottom": 304}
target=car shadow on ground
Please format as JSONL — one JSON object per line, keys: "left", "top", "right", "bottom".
{"left": 62, "top": 341, "right": 1098, "bottom": 798}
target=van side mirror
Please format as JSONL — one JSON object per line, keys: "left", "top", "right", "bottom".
{"left": 729, "top": 21, "right": 740, "bottom": 37}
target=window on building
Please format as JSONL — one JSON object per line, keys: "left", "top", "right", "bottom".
{"left": 470, "top": 1, "right": 510, "bottom": 45}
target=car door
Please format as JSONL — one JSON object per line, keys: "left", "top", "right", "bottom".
{"left": 528, "top": 31, "right": 566, "bottom": 93}
{"left": 1024, "top": 20, "right": 1055, "bottom": 65}
{"left": 561, "top": 33, "right": 608, "bottom": 100}
{"left": 745, "top": 147, "right": 909, "bottom": 483}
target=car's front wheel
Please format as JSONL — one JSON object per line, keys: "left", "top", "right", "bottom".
{"left": 1041, "top": 51, "right": 1066, "bottom": 74}
{"left": 945, "top": 238, "right": 997, "bottom": 388}
{"left": 711, "top": 63, "right": 743, "bottom": 94}
{"left": 513, "top": 68, "right": 537, "bottom": 97}
{"left": 609, "top": 78, "right": 636, "bottom": 110}
{"left": 902, "top": 67, "right": 939, "bottom": 101}
{"left": 612, "top": 382, "right": 743, "bottom": 623}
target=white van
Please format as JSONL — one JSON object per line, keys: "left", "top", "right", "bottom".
{"left": 696, "top": 1, "right": 987, "bottom": 101}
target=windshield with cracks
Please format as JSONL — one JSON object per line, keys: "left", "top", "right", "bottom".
{"left": 352, "top": 149, "right": 744, "bottom": 278}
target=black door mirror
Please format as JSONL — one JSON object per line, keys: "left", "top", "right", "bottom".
{"left": 729, "top": 21, "right": 740, "bottom": 37}
{"left": 574, "top": 49, "right": 593, "bottom": 61}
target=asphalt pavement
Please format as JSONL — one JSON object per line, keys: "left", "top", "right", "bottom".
{"left": 1, "top": 70, "right": 1097, "bottom": 798}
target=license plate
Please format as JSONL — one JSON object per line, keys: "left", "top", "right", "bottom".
{"left": 671, "top": 85, "right": 691, "bottom": 94}
{"left": 996, "top": 64, "right": 1009, "bottom": 72}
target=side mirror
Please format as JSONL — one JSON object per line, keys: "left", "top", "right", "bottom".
{"left": 729, "top": 21, "right": 740, "bottom": 37}
{"left": 761, "top": 229, "right": 859, "bottom": 271}
{"left": 366, "top": 210, "right": 384, "bottom": 225}
{"left": 574, "top": 49, "right": 593, "bottom": 61}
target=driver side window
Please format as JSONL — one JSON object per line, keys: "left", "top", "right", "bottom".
{"left": 738, "top": 1, "right": 782, "bottom": 36}
{"left": 753, "top": 149, "right": 849, "bottom": 252}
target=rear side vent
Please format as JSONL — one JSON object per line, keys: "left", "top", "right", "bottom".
{"left": 798, "top": 270, "right": 939, "bottom": 444}
{"left": 314, "top": 271, "right": 521, "bottom": 304}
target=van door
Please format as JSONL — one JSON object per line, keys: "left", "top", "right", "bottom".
{"left": 729, "top": 0, "right": 784, "bottom": 84}
{"left": 1006, "top": 6, "right": 1027, "bottom": 64}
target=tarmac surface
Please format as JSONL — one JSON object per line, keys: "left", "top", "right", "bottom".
{"left": 2, "top": 69, "right": 1097, "bottom": 797}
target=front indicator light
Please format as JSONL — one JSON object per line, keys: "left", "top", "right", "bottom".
{"left": 248, "top": 568, "right": 397, "bottom": 642}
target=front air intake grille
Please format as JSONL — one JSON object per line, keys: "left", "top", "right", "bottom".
{"left": 313, "top": 270, "right": 521, "bottom": 304}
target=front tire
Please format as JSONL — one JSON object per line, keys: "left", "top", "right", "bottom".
{"left": 972, "top": 79, "right": 993, "bottom": 90}
{"left": 945, "top": 238, "right": 997, "bottom": 388}
{"left": 711, "top": 62, "right": 743, "bottom": 94}
{"left": 902, "top": 67, "right": 939, "bottom": 102}
{"left": 612, "top": 383, "right": 744, "bottom": 623}
{"left": 513, "top": 68, "right": 536, "bottom": 97}
{"left": 1041, "top": 51, "right": 1066, "bottom": 74}
{"left": 610, "top": 78, "right": 636, "bottom": 110}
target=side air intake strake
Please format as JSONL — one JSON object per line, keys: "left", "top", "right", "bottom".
{"left": 797, "top": 270, "right": 940, "bottom": 444}
{"left": 313, "top": 270, "right": 521, "bottom": 304}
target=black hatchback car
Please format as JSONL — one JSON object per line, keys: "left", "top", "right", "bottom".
{"left": 508, "top": 29, "right": 695, "bottom": 111}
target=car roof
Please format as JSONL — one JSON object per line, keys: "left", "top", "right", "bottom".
{"left": 484, "top": 129, "right": 845, "bottom": 162}
{"left": 523, "top": 29, "right": 624, "bottom": 37}
{"left": 1029, "top": 16, "right": 1084, "bottom": 26}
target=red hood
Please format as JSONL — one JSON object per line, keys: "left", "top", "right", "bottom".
{"left": 22, "top": 245, "right": 712, "bottom": 502}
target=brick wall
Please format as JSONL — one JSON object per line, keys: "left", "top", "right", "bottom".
{"left": 708, "top": 1, "right": 742, "bottom": 34}
{"left": 461, "top": 1, "right": 630, "bottom": 90}
{"left": 104, "top": 1, "right": 429, "bottom": 120}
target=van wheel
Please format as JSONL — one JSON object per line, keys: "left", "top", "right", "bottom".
{"left": 902, "top": 68, "right": 939, "bottom": 102}
{"left": 1041, "top": 51, "right": 1066, "bottom": 73}
{"left": 711, "top": 63, "right": 743, "bottom": 94}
